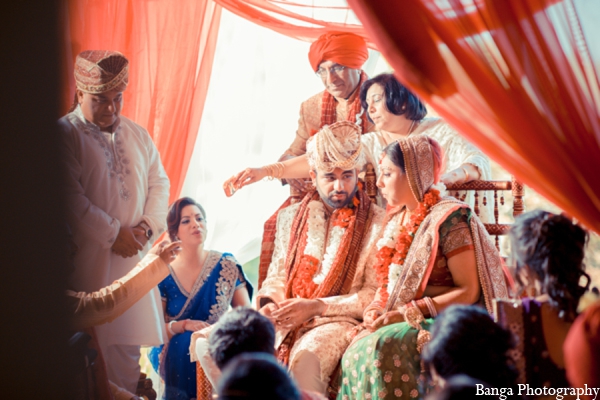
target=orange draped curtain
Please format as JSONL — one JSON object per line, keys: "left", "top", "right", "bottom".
{"left": 347, "top": 0, "right": 600, "bottom": 234}
{"left": 62, "top": 0, "right": 222, "bottom": 203}
{"left": 212, "top": 0, "right": 375, "bottom": 47}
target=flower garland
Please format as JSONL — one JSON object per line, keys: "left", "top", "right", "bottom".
{"left": 291, "top": 199, "right": 357, "bottom": 298}
{"left": 373, "top": 188, "right": 442, "bottom": 306}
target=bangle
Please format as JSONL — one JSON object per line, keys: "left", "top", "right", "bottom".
{"left": 423, "top": 297, "right": 437, "bottom": 318}
{"left": 414, "top": 299, "right": 428, "bottom": 317}
{"left": 167, "top": 320, "right": 177, "bottom": 336}
{"left": 461, "top": 166, "right": 470, "bottom": 182}
{"left": 263, "top": 162, "right": 285, "bottom": 180}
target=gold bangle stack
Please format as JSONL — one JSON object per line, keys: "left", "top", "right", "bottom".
{"left": 263, "top": 162, "right": 285, "bottom": 180}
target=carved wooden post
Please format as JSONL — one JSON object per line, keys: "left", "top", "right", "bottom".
{"left": 493, "top": 189, "right": 499, "bottom": 224}
{"left": 511, "top": 176, "right": 526, "bottom": 218}
{"left": 365, "top": 163, "right": 378, "bottom": 203}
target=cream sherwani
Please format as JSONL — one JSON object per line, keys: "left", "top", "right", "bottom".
{"left": 59, "top": 106, "right": 170, "bottom": 349}
{"left": 257, "top": 200, "right": 386, "bottom": 390}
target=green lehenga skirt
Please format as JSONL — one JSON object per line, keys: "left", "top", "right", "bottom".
{"left": 337, "top": 319, "right": 433, "bottom": 400}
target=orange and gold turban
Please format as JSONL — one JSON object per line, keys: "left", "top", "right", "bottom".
{"left": 308, "top": 32, "right": 368, "bottom": 72}
{"left": 74, "top": 50, "right": 129, "bottom": 94}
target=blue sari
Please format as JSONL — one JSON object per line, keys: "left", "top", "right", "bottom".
{"left": 149, "top": 251, "right": 252, "bottom": 400}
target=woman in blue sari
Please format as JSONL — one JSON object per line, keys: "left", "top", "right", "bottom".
{"left": 150, "top": 197, "right": 252, "bottom": 399}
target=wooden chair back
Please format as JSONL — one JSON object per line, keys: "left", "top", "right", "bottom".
{"left": 288, "top": 164, "right": 525, "bottom": 251}
{"left": 362, "top": 163, "right": 526, "bottom": 251}
{"left": 445, "top": 176, "right": 525, "bottom": 250}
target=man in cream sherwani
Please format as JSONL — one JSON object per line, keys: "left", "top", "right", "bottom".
{"left": 194, "top": 121, "right": 385, "bottom": 395}
{"left": 59, "top": 50, "right": 170, "bottom": 393}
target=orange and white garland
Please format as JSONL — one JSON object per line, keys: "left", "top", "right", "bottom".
{"left": 373, "top": 186, "right": 444, "bottom": 307}
{"left": 292, "top": 200, "right": 356, "bottom": 298}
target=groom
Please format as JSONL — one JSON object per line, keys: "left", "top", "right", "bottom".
{"left": 256, "top": 121, "right": 385, "bottom": 394}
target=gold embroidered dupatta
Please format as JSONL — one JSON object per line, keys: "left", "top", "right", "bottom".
{"left": 384, "top": 136, "right": 509, "bottom": 313}
{"left": 385, "top": 199, "right": 509, "bottom": 313}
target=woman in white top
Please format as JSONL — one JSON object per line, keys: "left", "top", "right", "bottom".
{"left": 226, "top": 73, "right": 492, "bottom": 221}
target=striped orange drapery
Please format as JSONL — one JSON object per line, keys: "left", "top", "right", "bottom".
{"left": 347, "top": 0, "right": 600, "bottom": 234}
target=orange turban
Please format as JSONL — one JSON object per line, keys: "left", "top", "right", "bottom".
{"left": 74, "top": 50, "right": 129, "bottom": 94}
{"left": 308, "top": 32, "right": 368, "bottom": 72}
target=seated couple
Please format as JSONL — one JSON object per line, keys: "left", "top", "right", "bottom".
{"left": 196, "top": 121, "right": 508, "bottom": 399}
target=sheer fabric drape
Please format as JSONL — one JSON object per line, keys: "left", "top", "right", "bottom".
{"left": 347, "top": 0, "right": 600, "bottom": 233}
{"left": 63, "top": 0, "right": 222, "bottom": 202}
{"left": 213, "top": 0, "right": 374, "bottom": 46}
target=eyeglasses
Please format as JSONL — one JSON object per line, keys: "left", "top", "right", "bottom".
{"left": 315, "top": 64, "right": 346, "bottom": 79}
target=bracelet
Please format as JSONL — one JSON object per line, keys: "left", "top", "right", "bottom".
{"left": 263, "top": 162, "right": 285, "bottom": 180}
{"left": 461, "top": 166, "right": 470, "bottom": 182}
{"left": 414, "top": 299, "right": 428, "bottom": 317}
{"left": 167, "top": 320, "right": 177, "bottom": 336}
{"left": 413, "top": 298, "right": 437, "bottom": 318}
{"left": 263, "top": 164, "right": 272, "bottom": 180}
{"left": 424, "top": 297, "right": 437, "bottom": 318}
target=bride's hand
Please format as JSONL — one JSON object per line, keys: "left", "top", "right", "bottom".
{"left": 363, "top": 309, "right": 382, "bottom": 328}
{"left": 223, "top": 167, "right": 267, "bottom": 196}
{"left": 368, "top": 310, "right": 404, "bottom": 331}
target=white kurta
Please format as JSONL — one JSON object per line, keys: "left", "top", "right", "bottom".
{"left": 59, "top": 106, "right": 170, "bottom": 347}
{"left": 361, "top": 117, "right": 493, "bottom": 222}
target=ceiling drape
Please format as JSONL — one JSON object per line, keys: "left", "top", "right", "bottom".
{"left": 212, "top": 0, "right": 376, "bottom": 47}
{"left": 63, "top": 0, "right": 222, "bottom": 203}
{"left": 347, "top": 0, "right": 600, "bottom": 234}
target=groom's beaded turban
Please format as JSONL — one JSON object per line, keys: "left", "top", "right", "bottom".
{"left": 307, "top": 120, "right": 365, "bottom": 173}
{"left": 308, "top": 32, "right": 368, "bottom": 72}
{"left": 74, "top": 50, "right": 129, "bottom": 94}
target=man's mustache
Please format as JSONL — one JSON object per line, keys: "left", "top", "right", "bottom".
{"left": 330, "top": 191, "right": 348, "bottom": 197}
